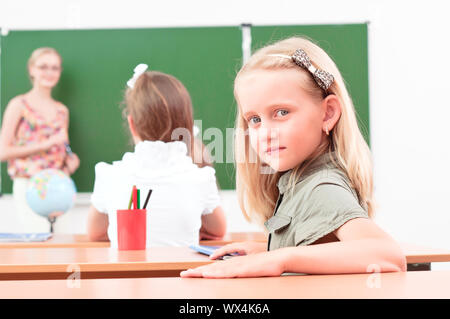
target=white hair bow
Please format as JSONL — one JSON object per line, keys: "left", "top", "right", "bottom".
{"left": 127, "top": 64, "right": 148, "bottom": 89}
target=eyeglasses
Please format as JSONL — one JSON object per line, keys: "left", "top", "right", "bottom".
{"left": 35, "top": 65, "right": 62, "bottom": 72}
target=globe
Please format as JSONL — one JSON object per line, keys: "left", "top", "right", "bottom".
{"left": 26, "top": 169, "right": 77, "bottom": 220}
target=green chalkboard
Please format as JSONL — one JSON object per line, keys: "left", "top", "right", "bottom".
{"left": 0, "top": 27, "right": 242, "bottom": 193}
{"left": 0, "top": 24, "right": 369, "bottom": 194}
{"left": 251, "top": 24, "right": 370, "bottom": 144}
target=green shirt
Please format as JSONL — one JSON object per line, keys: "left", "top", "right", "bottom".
{"left": 265, "top": 152, "right": 369, "bottom": 251}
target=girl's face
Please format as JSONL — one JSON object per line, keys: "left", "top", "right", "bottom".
{"left": 29, "top": 53, "right": 62, "bottom": 89}
{"left": 236, "top": 68, "right": 326, "bottom": 172}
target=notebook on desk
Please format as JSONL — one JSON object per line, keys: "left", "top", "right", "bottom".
{"left": 0, "top": 233, "right": 52, "bottom": 242}
{"left": 189, "top": 245, "right": 238, "bottom": 260}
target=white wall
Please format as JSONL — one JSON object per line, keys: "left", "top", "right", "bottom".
{"left": 1, "top": 0, "right": 450, "bottom": 269}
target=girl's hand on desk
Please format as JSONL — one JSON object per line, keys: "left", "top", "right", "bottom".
{"left": 180, "top": 250, "right": 284, "bottom": 278}
{"left": 209, "top": 241, "right": 267, "bottom": 260}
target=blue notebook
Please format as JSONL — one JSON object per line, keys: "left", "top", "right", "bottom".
{"left": 0, "top": 233, "right": 52, "bottom": 242}
{"left": 189, "top": 245, "right": 238, "bottom": 260}
{"left": 189, "top": 245, "right": 221, "bottom": 256}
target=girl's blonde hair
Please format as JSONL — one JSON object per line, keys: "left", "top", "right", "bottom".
{"left": 123, "top": 71, "right": 212, "bottom": 168}
{"left": 234, "top": 36, "right": 374, "bottom": 226}
{"left": 27, "top": 47, "right": 62, "bottom": 83}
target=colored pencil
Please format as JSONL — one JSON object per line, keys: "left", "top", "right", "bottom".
{"left": 143, "top": 189, "right": 153, "bottom": 209}
{"left": 128, "top": 188, "right": 133, "bottom": 209}
{"left": 137, "top": 189, "right": 140, "bottom": 209}
{"left": 132, "top": 185, "right": 137, "bottom": 210}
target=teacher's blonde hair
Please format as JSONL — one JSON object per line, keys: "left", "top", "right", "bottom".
{"left": 234, "top": 36, "right": 374, "bottom": 226}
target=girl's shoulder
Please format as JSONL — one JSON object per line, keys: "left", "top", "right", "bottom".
{"left": 56, "top": 102, "right": 68, "bottom": 112}
{"left": 54, "top": 102, "right": 69, "bottom": 117}
{"left": 284, "top": 167, "right": 365, "bottom": 219}
{"left": 314, "top": 166, "right": 352, "bottom": 187}
{"left": 305, "top": 167, "right": 360, "bottom": 203}
{"left": 290, "top": 166, "right": 354, "bottom": 199}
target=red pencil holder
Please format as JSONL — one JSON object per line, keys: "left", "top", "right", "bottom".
{"left": 117, "top": 209, "right": 147, "bottom": 250}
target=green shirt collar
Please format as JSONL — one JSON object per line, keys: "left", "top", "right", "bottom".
{"left": 277, "top": 152, "right": 338, "bottom": 194}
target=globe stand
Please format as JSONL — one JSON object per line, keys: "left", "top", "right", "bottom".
{"left": 48, "top": 216, "right": 57, "bottom": 233}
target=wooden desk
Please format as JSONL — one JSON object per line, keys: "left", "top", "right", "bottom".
{"left": 0, "top": 242, "right": 449, "bottom": 281}
{"left": 0, "top": 233, "right": 448, "bottom": 279}
{"left": 4, "top": 232, "right": 448, "bottom": 264}
{"left": 0, "top": 232, "right": 265, "bottom": 248}
{"left": 0, "top": 247, "right": 212, "bottom": 280}
{"left": 400, "top": 242, "right": 450, "bottom": 263}
{"left": 399, "top": 242, "right": 450, "bottom": 271}
{"left": 0, "top": 270, "right": 449, "bottom": 298}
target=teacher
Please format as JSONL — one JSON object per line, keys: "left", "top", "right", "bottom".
{"left": 0, "top": 47, "right": 80, "bottom": 232}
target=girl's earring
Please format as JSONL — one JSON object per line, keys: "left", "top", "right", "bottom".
{"left": 325, "top": 125, "right": 329, "bottom": 136}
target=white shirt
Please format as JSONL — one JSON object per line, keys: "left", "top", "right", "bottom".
{"left": 91, "top": 140, "right": 221, "bottom": 248}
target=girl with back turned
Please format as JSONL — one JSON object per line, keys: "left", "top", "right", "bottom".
{"left": 87, "top": 65, "right": 226, "bottom": 247}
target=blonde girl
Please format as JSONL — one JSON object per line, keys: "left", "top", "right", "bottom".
{"left": 181, "top": 37, "right": 405, "bottom": 278}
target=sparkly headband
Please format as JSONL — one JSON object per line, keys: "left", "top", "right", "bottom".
{"left": 127, "top": 63, "right": 148, "bottom": 89}
{"left": 268, "top": 49, "right": 334, "bottom": 91}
